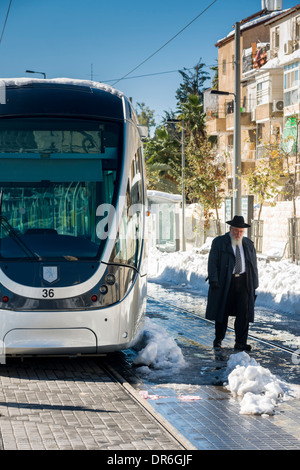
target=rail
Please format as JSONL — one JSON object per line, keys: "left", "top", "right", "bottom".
{"left": 146, "top": 295, "right": 300, "bottom": 361}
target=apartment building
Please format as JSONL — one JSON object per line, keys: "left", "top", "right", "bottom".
{"left": 267, "top": 5, "right": 300, "bottom": 153}
{"left": 205, "top": 2, "right": 300, "bottom": 199}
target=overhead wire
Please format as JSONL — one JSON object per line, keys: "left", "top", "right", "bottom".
{"left": 111, "top": 0, "right": 218, "bottom": 86}
{"left": 103, "top": 67, "right": 196, "bottom": 83}
{"left": 0, "top": 0, "right": 12, "bottom": 46}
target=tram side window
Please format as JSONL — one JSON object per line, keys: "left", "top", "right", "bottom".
{"left": 111, "top": 148, "right": 143, "bottom": 268}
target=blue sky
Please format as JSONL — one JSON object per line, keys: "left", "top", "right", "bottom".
{"left": 0, "top": 0, "right": 298, "bottom": 125}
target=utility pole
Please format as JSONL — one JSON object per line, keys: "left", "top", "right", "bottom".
{"left": 233, "top": 22, "right": 241, "bottom": 216}
{"left": 210, "top": 22, "right": 242, "bottom": 217}
{"left": 181, "top": 125, "right": 186, "bottom": 251}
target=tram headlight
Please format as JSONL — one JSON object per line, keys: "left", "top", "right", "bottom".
{"left": 105, "top": 273, "right": 116, "bottom": 285}
{"left": 99, "top": 284, "right": 108, "bottom": 295}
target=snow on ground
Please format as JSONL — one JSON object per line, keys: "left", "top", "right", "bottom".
{"left": 133, "top": 247, "right": 300, "bottom": 415}
{"left": 147, "top": 247, "right": 300, "bottom": 315}
{"left": 225, "top": 352, "right": 300, "bottom": 416}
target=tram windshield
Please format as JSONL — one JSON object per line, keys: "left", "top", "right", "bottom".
{"left": 0, "top": 118, "right": 122, "bottom": 261}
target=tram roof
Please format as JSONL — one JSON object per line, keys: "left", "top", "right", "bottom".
{"left": 0, "top": 78, "right": 126, "bottom": 121}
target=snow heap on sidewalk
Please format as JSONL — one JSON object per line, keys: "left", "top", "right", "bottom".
{"left": 133, "top": 317, "right": 186, "bottom": 376}
{"left": 225, "top": 352, "right": 300, "bottom": 416}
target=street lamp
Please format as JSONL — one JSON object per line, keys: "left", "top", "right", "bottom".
{"left": 210, "top": 22, "right": 241, "bottom": 217}
{"left": 25, "top": 70, "right": 46, "bottom": 79}
{"left": 166, "top": 119, "right": 186, "bottom": 251}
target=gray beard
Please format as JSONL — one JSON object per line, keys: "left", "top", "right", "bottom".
{"left": 230, "top": 233, "right": 243, "bottom": 247}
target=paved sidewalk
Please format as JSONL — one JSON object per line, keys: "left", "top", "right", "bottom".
{"left": 110, "top": 283, "right": 300, "bottom": 450}
{"left": 0, "top": 357, "right": 183, "bottom": 450}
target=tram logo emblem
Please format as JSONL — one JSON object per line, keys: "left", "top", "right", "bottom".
{"left": 43, "top": 266, "right": 58, "bottom": 284}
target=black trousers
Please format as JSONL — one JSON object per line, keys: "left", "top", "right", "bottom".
{"left": 215, "top": 273, "right": 249, "bottom": 346}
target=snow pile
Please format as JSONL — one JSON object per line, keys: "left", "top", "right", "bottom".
{"left": 257, "top": 259, "right": 300, "bottom": 313}
{"left": 0, "top": 77, "right": 124, "bottom": 97}
{"left": 148, "top": 248, "right": 209, "bottom": 295}
{"left": 225, "top": 352, "right": 300, "bottom": 416}
{"left": 148, "top": 247, "right": 300, "bottom": 314}
{"left": 133, "top": 318, "right": 186, "bottom": 375}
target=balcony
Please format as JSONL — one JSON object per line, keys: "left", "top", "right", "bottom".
{"left": 256, "top": 103, "right": 272, "bottom": 121}
{"left": 206, "top": 115, "right": 227, "bottom": 135}
{"left": 206, "top": 106, "right": 252, "bottom": 135}
{"left": 226, "top": 111, "right": 252, "bottom": 130}
{"left": 224, "top": 147, "right": 256, "bottom": 176}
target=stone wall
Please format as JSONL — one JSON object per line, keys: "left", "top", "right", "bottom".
{"left": 253, "top": 200, "right": 300, "bottom": 254}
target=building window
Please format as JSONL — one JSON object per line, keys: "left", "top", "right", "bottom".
{"left": 257, "top": 122, "right": 265, "bottom": 142}
{"left": 275, "top": 27, "right": 280, "bottom": 48}
{"left": 257, "top": 83, "right": 262, "bottom": 105}
{"left": 256, "top": 81, "right": 268, "bottom": 106}
{"left": 226, "top": 99, "right": 234, "bottom": 115}
{"left": 222, "top": 59, "right": 226, "bottom": 75}
{"left": 295, "top": 16, "right": 300, "bottom": 40}
{"left": 256, "top": 123, "right": 266, "bottom": 158}
{"left": 284, "top": 61, "right": 299, "bottom": 106}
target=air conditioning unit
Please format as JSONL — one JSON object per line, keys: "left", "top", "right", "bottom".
{"left": 284, "top": 40, "right": 293, "bottom": 54}
{"left": 273, "top": 100, "right": 284, "bottom": 112}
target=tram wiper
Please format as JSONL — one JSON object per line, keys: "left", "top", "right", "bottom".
{"left": 0, "top": 190, "right": 40, "bottom": 261}
{"left": 0, "top": 216, "right": 41, "bottom": 260}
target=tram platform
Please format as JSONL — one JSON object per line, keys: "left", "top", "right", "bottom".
{"left": 110, "top": 283, "right": 300, "bottom": 451}
{"left": 0, "top": 355, "right": 185, "bottom": 452}
{"left": 0, "top": 284, "right": 299, "bottom": 452}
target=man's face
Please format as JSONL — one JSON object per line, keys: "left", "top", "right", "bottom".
{"left": 230, "top": 227, "right": 244, "bottom": 240}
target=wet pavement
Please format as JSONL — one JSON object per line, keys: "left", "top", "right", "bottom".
{"left": 109, "top": 281, "right": 300, "bottom": 450}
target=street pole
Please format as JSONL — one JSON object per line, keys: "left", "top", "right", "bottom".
{"left": 233, "top": 21, "right": 241, "bottom": 216}
{"left": 181, "top": 125, "right": 186, "bottom": 251}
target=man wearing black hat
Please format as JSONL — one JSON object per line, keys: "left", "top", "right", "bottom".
{"left": 205, "top": 215, "right": 258, "bottom": 351}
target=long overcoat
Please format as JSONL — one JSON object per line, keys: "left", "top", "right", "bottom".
{"left": 205, "top": 232, "right": 259, "bottom": 323}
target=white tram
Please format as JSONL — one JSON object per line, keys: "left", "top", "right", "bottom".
{"left": 0, "top": 78, "right": 148, "bottom": 356}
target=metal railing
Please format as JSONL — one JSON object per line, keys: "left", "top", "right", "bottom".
{"left": 288, "top": 217, "right": 300, "bottom": 263}
{"left": 251, "top": 219, "right": 264, "bottom": 253}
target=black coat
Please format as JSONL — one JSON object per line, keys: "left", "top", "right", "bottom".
{"left": 205, "top": 232, "right": 259, "bottom": 323}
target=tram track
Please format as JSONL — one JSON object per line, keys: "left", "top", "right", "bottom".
{"left": 147, "top": 294, "right": 300, "bottom": 360}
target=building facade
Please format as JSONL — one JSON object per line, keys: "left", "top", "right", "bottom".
{"left": 205, "top": 3, "right": 300, "bottom": 202}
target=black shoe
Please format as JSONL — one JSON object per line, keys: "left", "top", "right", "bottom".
{"left": 234, "top": 343, "right": 252, "bottom": 351}
{"left": 213, "top": 339, "right": 222, "bottom": 348}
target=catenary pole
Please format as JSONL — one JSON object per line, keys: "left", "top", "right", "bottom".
{"left": 233, "top": 22, "right": 241, "bottom": 216}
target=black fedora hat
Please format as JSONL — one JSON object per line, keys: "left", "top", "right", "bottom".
{"left": 226, "top": 215, "right": 251, "bottom": 228}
